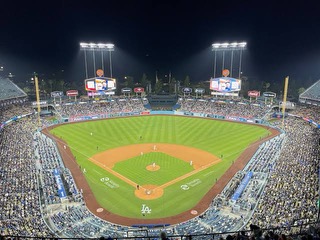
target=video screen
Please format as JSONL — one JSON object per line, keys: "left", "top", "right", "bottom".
{"left": 210, "top": 77, "right": 241, "bottom": 92}
{"left": 85, "top": 77, "right": 116, "bottom": 91}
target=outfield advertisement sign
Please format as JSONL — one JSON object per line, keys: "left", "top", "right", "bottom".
{"left": 226, "top": 116, "right": 248, "bottom": 122}
{"left": 87, "top": 91, "right": 115, "bottom": 96}
{"left": 67, "top": 110, "right": 262, "bottom": 124}
{"left": 195, "top": 88, "right": 205, "bottom": 94}
{"left": 211, "top": 92, "right": 239, "bottom": 97}
{"left": 206, "top": 114, "right": 225, "bottom": 119}
{"left": 182, "top": 87, "right": 192, "bottom": 93}
{"left": 134, "top": 87, "right": 144, "bottom": 93}
{"left": 66, "top": 90, "right": 79, "bottom": 97}
{"left": 150, "top": 110, "right": 174, "bottom": 115}
{"left": 32, "top": 101, "right": 48, "bottom": 106}
{"left": 53, "top": 169, "right": 67, "bottom": 199}
{"left": 248, "top": 90, "right": 260, "bottom": 97}
{"left": 140, "top": 111, "right": 150, "bottom": 115}
{"left": 263, "top": 92, "right": 276, "bottom": 98}
{"left": 69, "top": 112, "right": 149, "bottom": 122}
{"left": 193, "top": 113, "right": 206, "bottom": 117}
{"left": 69, "top": 114, "right": 105, "bottom": 122}
{"left": 121, "top": 88, "right": 132, "bottom": 93}
{"left": 183, "top": 112, "right": 194, "bottom": 116}
{"left": 51, "top": 91, "right": 63, "bottom": 97}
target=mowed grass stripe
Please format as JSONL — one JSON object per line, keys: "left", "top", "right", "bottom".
{"left": 50, "top": 116, "right": 270, "bottom": 219}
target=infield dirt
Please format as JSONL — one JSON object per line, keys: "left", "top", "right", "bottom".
{"left": 88, "top": 143, "right": 221, "bottom": 200}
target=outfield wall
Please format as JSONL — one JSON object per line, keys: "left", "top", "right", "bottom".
{"left": 67, "top": 110, "right": 263, "bottom": 124}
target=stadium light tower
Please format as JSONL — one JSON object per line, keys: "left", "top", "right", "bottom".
{"left": 211, "top": 41, "right": 247, "bottom": 78}
{"left": 80, "top": 42, "right": 115, "bottom": 78}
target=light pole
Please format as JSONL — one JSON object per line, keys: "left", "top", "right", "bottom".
{"left": 106, "top": 43, "right": 114, "bottom": 78}
{"left": 80, "top": 42, "right": 115, "bottom": 78}
{"left": 211, "top": 42, "right": 247, "bottom": 78}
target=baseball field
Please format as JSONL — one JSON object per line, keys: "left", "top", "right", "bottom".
{"left": 49, "top": 115, "right": 270, "bottom": 221}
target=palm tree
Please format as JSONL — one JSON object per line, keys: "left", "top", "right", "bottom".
{"left": 60, "top": 80, "right": 65, "bottom": 92}
{"left": 48, "top": 79, "right": 53, "bottom": 93}
{"left": 263, "top": 82, "right": 271, "bottom": 92}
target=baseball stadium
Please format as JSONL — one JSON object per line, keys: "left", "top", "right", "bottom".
{"left": 0, "top": 68, "right": 320, "bottom": 240}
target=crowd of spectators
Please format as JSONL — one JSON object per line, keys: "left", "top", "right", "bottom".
{"left": 291, "top": 105, "right": 320, "bottom": 124}
{"left": 0, "top": 110, "right": 53, "bottom": 237}
{"left": 0, "top": 101, "right": 31, "bottom": 123}
{"left": 57, "top": 98, "right": 148, "bottom": 118}
{"left": 177, "top": 133, "right": 285, "bottom": 236}
{"left": 251, "top": 118, "right": 320, "bottom": 228}
{"left": 34, "top": 132, "right": 80, "bottom": 205}
{"left": 177, "top": 98, "right": 271, "bottom": 119}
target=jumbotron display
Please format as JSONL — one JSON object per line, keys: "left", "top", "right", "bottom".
{"left": 210, "top": 77, "right": 241, "bottom": 92}
{"left": 85, "top": 77, "right": 116, "bottom": 91}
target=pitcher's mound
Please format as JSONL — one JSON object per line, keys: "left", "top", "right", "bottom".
{"left": 146, "top": 164, "right": 160, "bottom": 171}
{"left": 135, "top": 184, "right": 164, "bottom": 200}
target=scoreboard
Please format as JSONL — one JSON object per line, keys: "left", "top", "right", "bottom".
{"left": 85, "top": 77, "right": 116, "bottom": 91}
{"left": 210, "top": 77, "right": 241, "bottom": 92}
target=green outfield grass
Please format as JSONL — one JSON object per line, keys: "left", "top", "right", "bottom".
{"left": 50, "top": 115, "right": 270, "bottom": 219}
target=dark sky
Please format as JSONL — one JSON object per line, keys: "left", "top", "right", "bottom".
{"left": 1, "top": 0, "right": 320, "bottom": 87}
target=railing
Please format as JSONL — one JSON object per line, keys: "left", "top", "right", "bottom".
{"left": 1, "top": 220, "right": 319, "bottom": 239}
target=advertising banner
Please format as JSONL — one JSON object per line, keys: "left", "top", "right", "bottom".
{"left": 248, "top": 90, "right": 260, "bottom": 97}
{"left": 51, "top": 91, "right": 63, "bottom": 97}
{"left": 32, "top": 101, "right": 48, "bottom": 106}
{"left": 66, "top": 90, "right": 79, "bottom": 97}
{"left": 182, "top": 87, "right": 192, "bottom": 93}
{"left": 263, "top": 92, "right": 276, "bottom": 98}
{"left": 183, "top": 112, "right": 194, "bottom": 116}
{"left": 140, "top": 111, "right": 150, "bottom": 115}
{"left": 121, "top": 88, "right": 132, "bottom": 93}
{"left": 211, "top": 92, "right": 239, "bottom": 97}
{"left": 134, "top": 87, "right": 145, "bottom": 93}
{"left": 87, "top": 91, "right": 115, "bottom": 97}
{"left": 226, "top": 116, "right": 248, "bottom": 122}
{"left": 195, "top": 88, "right": 205, "bottom": 94}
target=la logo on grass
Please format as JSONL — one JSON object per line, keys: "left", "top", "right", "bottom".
{"left": 141, "top": 204, "right": 152, "bottom": 214}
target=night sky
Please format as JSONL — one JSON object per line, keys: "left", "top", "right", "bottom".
{"left": 1, "top": 0, "right": 320, "bottom": 87}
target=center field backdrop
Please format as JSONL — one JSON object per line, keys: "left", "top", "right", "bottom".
{"left": 50, "top": 116, "right": 270, "bottom": 219}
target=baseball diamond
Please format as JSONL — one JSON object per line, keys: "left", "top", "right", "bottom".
{"left": 46, "top": 115, "right": 277, "bottom": 225}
